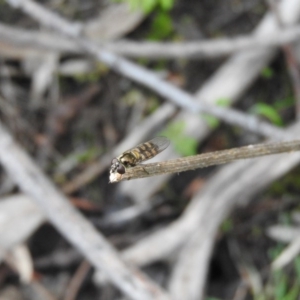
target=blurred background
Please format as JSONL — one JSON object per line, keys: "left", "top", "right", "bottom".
{"left": 1, "top": 0, "right": 300, "bottom": 299}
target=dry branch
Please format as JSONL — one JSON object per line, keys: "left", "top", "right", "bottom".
{"left": 122, "top": 130, "right": 300, "bottom": 299}
{"left": 119, "top": 0, "right": 300, "bottom": 204}
{"left": 2, "top": 22, "right": 300, "bottom": 59}
{"left": 110, "top": 139, "right": 300, "bottom": 182}
{"left": 62, "top": 103, "right": 175, "bottom": 194}
{"left": 0, "top": 122, "right": 170, "bottom": 300}
{"left": 4, "top": 0, "right": 286, "bottom": 140}
{"left": 271, "top": 235, "right": 300, "bottom": 270}
{"left": 268, "top": 0, "right": 300, "bottom": 120}
{"left": 105, "top": 26, "right": 300, "bottom": 59}
{"left": 121, "top": 122, "right": 300, "bottom": 300}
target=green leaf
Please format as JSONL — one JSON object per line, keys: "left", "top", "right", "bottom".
{"left": 200, "top": 99, "right": 231, "bottom": 128}
{"left": 294, "top": 256, "right": 300, "bottom": 281}
{"left": 221, "top": 219, "right": 233, "bottom": 233}
{"left": 160, "top": 120, "right": 186, "bottom": 137}
{"left": 141, "top": 0, "right": 157, "bottom": 13}
{"left": 160, "top": 0, "right": 174, "bottom": 10}
{"left": 173, "top": 136, "right": 197, "bottom": 156}
{"left": 201, "top": 114, "right": 220, "bottom": 129}
{"left": 160, "top": 120, "right": 197, "bottom": 156}
{"left": 75, "top": 147, "right": 100, "bottom": 163}
{"left": 216, "top": 98, "right": 231, "bottom": 107}
{"left": 146, "top": 96, "right": 160, "bottom": 113}
{"left": 250, "top": 103, "right": 283, "bottom": 126}
{"left": 129, "top": 0, "right": 140, "bottom": 11}
{"left": 111, "top": 0, "right": 175, "bottom": 12}
{"left": 147, "top": 11, "right": 173, "bottom": 40}
{"left": 277, "top": 212, "right": 291, "bottom": 227}
{"left": 284, "top": 283, "right": 300, "bottom": 300}
{"left": 261, "top": 67, "right": 274, "bottom": 79}
{"left": 274, "top": 272, "right": 287, "bottom": 299}
{"left": 268, "top": 244, "right": 285, "bottom": 260}
{"left": 274, "top": 97, "right": 295, "bottom": 110}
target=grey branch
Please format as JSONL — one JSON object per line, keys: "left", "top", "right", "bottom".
{"left": 105, "top": 26, "right": 300, "bottom": 59}
{"left": 0, "top": 122, "right": 170, "bottom": 300}
{"left": 4, "top": 0, "right": 286, "bottom": 140}
{"left": 110, "top": 140, "right": 300, "bottom": 182}
{"left": 2, "top": 22, "right": 300, "bottom": 59}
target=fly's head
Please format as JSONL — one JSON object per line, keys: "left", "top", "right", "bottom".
{"left": 110, "top": 158, "right": 126, "bottom": 175}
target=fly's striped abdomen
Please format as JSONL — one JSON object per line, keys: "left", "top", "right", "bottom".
{"left": 110, "top": 137, "right": 170, "bottom": 175}
{"left": 130, "top": 141, "right": 160, "bottom": 163}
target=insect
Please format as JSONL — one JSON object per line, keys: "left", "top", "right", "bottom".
{"left": 110, "top": 137, "right": 170, "bottom": 175}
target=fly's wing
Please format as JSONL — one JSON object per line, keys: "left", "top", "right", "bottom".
{"left": 146, "top": 136, "right": 170, "bottom": 153}
{"left": 122, "top": 136, "right": 170, "bottom": 164}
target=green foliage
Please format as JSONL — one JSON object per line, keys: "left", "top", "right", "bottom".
{"left": 160, "top": 0, "right": 174, "bottom": 10}
{"left": 111, "top": 0, "right": 175, "bottom": 41}
{"left": 201, "top": 98, "right": 231, "bottom": 129}
{"left": 160, "top": 119, "right": 185, "bottom": 136}
{"left": 278, "top": 212, "right": 292, "bottom": 226}
{"left": 75, "top": 147, "right": 101, "bottom": 163}
{"left": 220, "top": 218, "right": 233, "bottom": 233}
{"left": 216, "top": 98, "right": 231, "bottom": 107}
{"left": 255, "top": 253, "right": 300, "bottom": 300}
{"left": 259, "top": 245, "right": 300, "bottom": 300}
{"left": 294, "top": 256, "right": 300, "bottom": 280}
{"left": 160, "top": 120, "right": 198, "bottom": 156}
{"left": 251, "top": 96, "right": 294, "bottom": 129}
{"left": 201, "top": 114, "right": 220, "bottom": 129}
{"left": 73, "top": 63, "right": 108, "bottom": 83}
{"left": 271, "top": 269, "right": 300, "bottom": 300}
{"left": 137, "top": 0, "right": 157, "bottom": 13}
{"left": 273, "top": 271, "right": 288, "bottom": 299}
{"left": 53, "top": 147, "right": 101, "bottom": 184}
{"left": 268, "top": 244, "right": 285, "bottom": 261}
{"left": 250, "top": 103, "right": 283, "bottom": 126}
{"left": 284, "top": 283, "right": 300, "bottom": 300}
{"left": 261, "top": 67, "right": 274, "bottom": 79}
{"left": 174, "top": 136, "right": 198, "bottom": 157}
{"left": 146, "top": 96, "right": 160, "bottom": 113}
{"left": 147, "top": 11, "right": 174, "bottom": 40}
{"left": 269, "top": 168, "right": 300, "bottom": 196}
{"left": 273, "top": 96, "right": 295, "bottom": 111}
{"left": 111, "top": 0, "right": 175, "bottom": 13}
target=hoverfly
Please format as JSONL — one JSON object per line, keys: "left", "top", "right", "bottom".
{"left": 110, "top": 137, "right": 170, "bottom": 175}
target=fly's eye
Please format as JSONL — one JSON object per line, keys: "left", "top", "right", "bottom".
{"left": 117, "top": 165, "right": 125, "bottom": 174}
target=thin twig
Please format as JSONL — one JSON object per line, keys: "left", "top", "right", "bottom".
{"left": 109, "top": 0, "right": 300, "bottom": 203}
{"left": 271, "top": 235, "right": 300, "bottom": 270}
{"left": 64, "top": 260, "right": 91, "bottom": 300}
{"left": 268, "top": 0, "right": 300, "bottom": 120}
{"left": 0, "top": 122, "right": 170, "bottom": 300}
{"left": 62, "top": 103, "right": 175, "bottom": 194}
{"left": 121, "top": 122, "right": 300, "bottom": 299}
{"left": 110, "top": 139, "right": 300, "bottom": 182}
{"left": 2, "top": 22, "right": 300, "bottom": 59}
{"left": 104, "top": 27, "right": 300, "bottom": 59}
{"left": 283, "top": 46, "right": 300, "bottom": 119}
{"left": 3, "top": 0, "right": 286, "bottom": 140}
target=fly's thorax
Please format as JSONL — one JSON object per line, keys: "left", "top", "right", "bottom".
{"left": 119, "top": 152, "right": 139, "bottom": 167}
